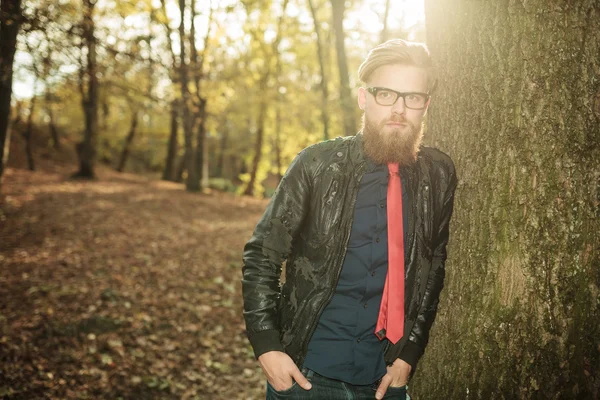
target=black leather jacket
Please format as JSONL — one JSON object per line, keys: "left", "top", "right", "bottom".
{"left": 242, "top": 133, "right": 457, "bottom": 376}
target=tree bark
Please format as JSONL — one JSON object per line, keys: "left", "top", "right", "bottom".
{"left": 330, "top": 0, "right": 356, "bottom": 137}
{"left": 75, "top": 0, "right": 99, "bottom": 179}
{"left": 162, "top": 99, "right": 179, "bottom": 181}
{"left": 413, "top": 1, "right": 600, "bottom": 399}
{"left": 0, "top": 0, "right": 22, "bottom": 182}
{"left": 116, "top": 109, "right": 138, "bottom": 172}
{"left": 308, "top": 0, "right": 330, "bottom": 142}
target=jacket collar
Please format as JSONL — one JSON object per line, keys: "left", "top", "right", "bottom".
{"left": 348, "top": 132, "right": 367, "bottom": 168}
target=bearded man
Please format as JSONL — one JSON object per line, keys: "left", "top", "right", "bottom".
{"left": 242, "top": 39, "right": 458, "bottom": 400}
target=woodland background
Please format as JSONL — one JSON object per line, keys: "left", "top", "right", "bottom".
{"left": 1, "top": 0, "right": 599, "bottom": 399}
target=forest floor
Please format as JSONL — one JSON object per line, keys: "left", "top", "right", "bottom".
{"left": 0, "top": 139, "right": 271, "bottom": 399}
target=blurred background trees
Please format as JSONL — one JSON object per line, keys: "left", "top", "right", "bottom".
{"left": 3, "top": 0, "right": 421, "bottom": 196}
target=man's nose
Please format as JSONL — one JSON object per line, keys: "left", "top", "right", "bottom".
{"left": 391, "top": 97, "right": 406, "bottom": 114}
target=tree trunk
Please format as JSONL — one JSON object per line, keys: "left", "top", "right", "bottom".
{"left": 158, "top": 0, "right": 180, "bottom": 182}
{"left": 178, "top": 0, "right": 198, "bottom": 191}
{"left": 330, "top": 0, "right": 356, "bottom": 137}
{"left": 412, "top": 1, "right": 600, "bottom": 399}
{"left": 379, "top": 0, "right": 391, "bottom": 43}
{"left": 189, "top": 0, "right": 212, "bottom": 191}
{"left": 273, "top": 12, "right": 284, "bottom": 184}
{"left": 0, "top": 0, "right": 22, "bottom": 182}
{"left": 100, "top": 98, "right": 109, "bottom": 133}
{"left": 201, "top": 124, "right": 209, "bottom": 188}
{"left": 243, "top": 100, "right": 267, "bottom": 196}
{"left": 162, "top": 99, "right": 178, "bottom": 181}
{"left": 216, "top": 126, "right": 227, "bottom": 177}
{"left": 175, "top": 153, "right": 187, "bottom": 183}
{"left": 308, "top": 0, "right": 330, "bottom": 142}
{"left": 274, "top": 105, "right": 282, "bottom": 183}
{"left": 75, "top": 0, "right": 98, "bottom": 179}
{"left": 160, "top": 0, "right": 184, "bottom": 182}
{"left": 24, "top": 92, "right": 36, "bottom": 171}
{"left": 47, "top": 104, "right": 60, "bottom": 149}
{"left": 41, "top": 30, "right": 59, "bottom": 150}
{"left": 243, "top": 0, "right": 289, "bottom": 196}
{"left": 116, "top": 109, "right": 138, "bottom": 172}
{"left": 194, "top": 99, "right": 208, "bottom": 189}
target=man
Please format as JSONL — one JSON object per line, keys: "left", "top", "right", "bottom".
{"left": 242, "top": 39, "right": 457, "bottom": 399}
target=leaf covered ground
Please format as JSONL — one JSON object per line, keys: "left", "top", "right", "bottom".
{"left": 0, "top": 164, "right": 271, "bottom": 399}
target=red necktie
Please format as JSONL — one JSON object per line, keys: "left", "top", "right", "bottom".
{"left": 375, "top": 162, "right": 405, "bottom": 344}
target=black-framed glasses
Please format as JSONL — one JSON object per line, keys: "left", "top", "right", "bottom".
{"left": 367, "top": 87, "right": 430, "bottom": 110}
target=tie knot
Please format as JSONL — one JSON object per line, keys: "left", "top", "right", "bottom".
{"left": 387, "top": 162, "right": 399, "bottom": 175}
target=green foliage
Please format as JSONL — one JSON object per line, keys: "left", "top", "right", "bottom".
{"left": 208, "top": 177, "right": 238, "bottom": 192}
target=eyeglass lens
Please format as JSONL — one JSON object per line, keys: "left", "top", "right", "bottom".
{"left": 375, "top": 90, "right": 427, "bottom": 109}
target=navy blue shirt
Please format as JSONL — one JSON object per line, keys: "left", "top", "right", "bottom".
{"left": 303, "top": 160, "right": 409, "bottom": 385}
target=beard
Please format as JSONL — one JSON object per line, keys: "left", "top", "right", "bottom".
{"left": 361, "top": 113, "right": 424, "bottom": 166}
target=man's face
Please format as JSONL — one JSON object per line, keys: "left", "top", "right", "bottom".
{"left": 357, "top": 64, "right": 430, "bottom": 166}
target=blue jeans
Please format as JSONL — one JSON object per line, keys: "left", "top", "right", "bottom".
{"left": 266, "top": 367, "right": 408, "bottom": 399}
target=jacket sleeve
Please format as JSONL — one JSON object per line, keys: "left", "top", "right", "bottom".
{"left": 242, "top": 149, "right": 312, "bottom": 359}
{"left": 401, "top": 160, "right": 458, "bottom": 372}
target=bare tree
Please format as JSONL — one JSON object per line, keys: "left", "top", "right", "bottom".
{"left": 177, "top": 0, "right": 196, "bottom": 190}
{"left": 0, "top": 0, "right": 23, "bottom": 182}
{"left": 243, "top": 0, "right": 290, "bottom": 196}
{"left": 74, "top": 0, "right": 99, "bottom": 178}
{"left": 379, "top": 0, "right": 391, "bottom": 43}
{"left": 330, "top": 0, "right": 356, "bottom": 137}
{"left": 308, "top": 0, "right": 330, "bottom": 142}
{"left": 157, "top": 0, "right": 180, "bottom": 182}
{"left": 116, "top": 108, "right": 138, "bottom": 172}
{"left": 162, "top": 99, "right": 179, "bottom": 181}
{"left": 189, "top": 0, "right": 213, "bottom": 191}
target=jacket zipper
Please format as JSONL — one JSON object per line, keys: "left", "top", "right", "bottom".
{"left": 423, "top": 182, "right": 430, "bottom": 241}
{"left": 297, "top": 161, "right": 366, "bottom": 366}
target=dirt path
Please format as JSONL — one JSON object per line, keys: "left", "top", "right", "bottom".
{"left": 0, "top": 166, "right": 270, "bottom": 399}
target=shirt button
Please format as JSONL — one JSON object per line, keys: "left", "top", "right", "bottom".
{"left": 371, "top": 271, "right": 375, "bottom": 277}
{"left": 380, "top": 202, "right": 385, "bottom": 208}
{"left": 364, "top": 303, "right": 368, "bottom": 309}
{"left": 356, "top": 338, "right": 361, "bottom": 343}
{"left": 376, "top": 237, "right": 380, "bottom": 243}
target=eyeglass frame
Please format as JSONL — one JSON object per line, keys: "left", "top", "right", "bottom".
{"left": 366, "top": 86, "right": 431, "bottom": 110}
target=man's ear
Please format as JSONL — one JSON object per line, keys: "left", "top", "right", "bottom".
{"left": 357, "top": 87, "right": 367, "bottom": 111}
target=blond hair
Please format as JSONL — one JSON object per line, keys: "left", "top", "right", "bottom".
{"left": 358, "top": 39, "right": 436, "bottom": 92}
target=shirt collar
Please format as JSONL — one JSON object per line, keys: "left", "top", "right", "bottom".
{"left": 364, "top": 156, "right": 379, "bottom": 173}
